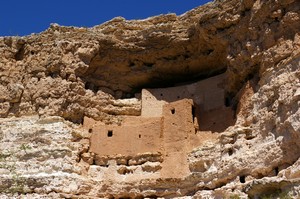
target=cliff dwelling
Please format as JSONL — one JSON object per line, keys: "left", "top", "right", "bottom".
{"left": 83, "top": 73, "right": 235, "bottom": 178}
{"left": 2, "top": 0, "right": 300, "bottom": 197}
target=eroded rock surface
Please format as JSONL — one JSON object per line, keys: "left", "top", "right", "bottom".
{"left": 0, "top": 0, "right": 300, "bottom": 198}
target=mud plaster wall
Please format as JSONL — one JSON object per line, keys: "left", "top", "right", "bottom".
{"left": 141, "top": 74, "right": 227, "bottom": 117}
{"left": 85, "top": 73, "right": 235, "bottom": 158}
{"left": 142, "top": 73, "right": 235, "bottom": 132}
{"left": 161, "top": 99, "right": 196, "bottom": 178}
{"left": 85, "top": 99, "right": 219, "bottom": 178}
{"left": 89, "top": 117, "right": 163, "bottom": 156}
{"left": 88, "top": 100, "right": 196, "bottom": 158}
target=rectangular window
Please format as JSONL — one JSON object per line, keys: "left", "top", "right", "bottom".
{"left": 107, "top": 130, "right": 113, "bottom": 137}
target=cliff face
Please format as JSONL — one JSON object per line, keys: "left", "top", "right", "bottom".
{"left": 0, "top": 0, "right": 300, "bottom": 198}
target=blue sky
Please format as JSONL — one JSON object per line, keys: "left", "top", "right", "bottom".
{"left": 0, "top": 0, "right": 212, "bottom": 36}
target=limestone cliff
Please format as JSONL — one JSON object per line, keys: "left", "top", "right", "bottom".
{"left": 0, "top": 0, "right": 300, "bottom": 198}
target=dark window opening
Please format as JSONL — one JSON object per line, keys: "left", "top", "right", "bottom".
{"left": 228, "top": 148, "right": 233, "bottom": 156}
{"left": 239, "top": 175, "right": 246, "bottom": 183}
{"left": 139, "top": 134, "right": 141, "bottom": 138}
{"left": 192, "top": 106, "right": 196, "bottom": 123}
{"left": 85, "top": 82, "right": 93, "bottom": 90}
{"left": 160, "top": 93, "right": 163, "bottom": 97}
{"left": 107, "top": 130, "right": 113, "bottom": 137}
{"left": 225, "top": 97, "right": 231, "bottom": 107}
{"left": 84, "top": 82, "right": 99, "bottom": 93}
{"left": 274, "top": 167, "right": 279, "bottom": 175}
{"left": 171, "top": 108, "right": 175, "bottom": 114}
{"left": 88, "top": 128, "right": 93, "bottom": 133}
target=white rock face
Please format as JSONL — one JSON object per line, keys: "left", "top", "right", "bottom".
{"left": 0, "top": 116, "right": 86, "bottom": 197}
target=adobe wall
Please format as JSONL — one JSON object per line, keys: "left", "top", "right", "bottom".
{"left": 88, "top": 116, "right": 163, "bottom": 157}
{"left": 160, "top": 99, "right": 196, "bottom": 178}
{"left": 141, "top": 73, "right": 226, "bottom": 117}
{"left": 83, "top": 76, "right": 233, "bottom": 178}
{"left": 86, "top": 99, "right": 198, "bottom": 160}
{"left": 83, "top": 98, "right": 220, "bottom": 179}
